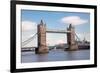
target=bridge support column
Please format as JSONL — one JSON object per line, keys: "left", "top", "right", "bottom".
{"left": 66, "top": 24, "right": 78, "bottom": 51}
{"left": 35, "top": 20, "right": 49, "bottom": 54}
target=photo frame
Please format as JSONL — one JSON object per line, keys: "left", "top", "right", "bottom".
{"left": 11, "top": 1, "right": 97, "bottom": 73}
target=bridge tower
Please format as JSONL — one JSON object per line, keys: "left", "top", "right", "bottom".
{"left": 66, "top": 24, "right": 78, "bottom": 51}
{"left": 35, "top": 20, "right": 49, "bottom": 54}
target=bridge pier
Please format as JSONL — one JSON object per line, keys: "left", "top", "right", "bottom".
{"left": 35, "top": 20, "right": 49, "bottom": 54}
{"left": 66, "top": 24, "right": 78, "bottom": 51}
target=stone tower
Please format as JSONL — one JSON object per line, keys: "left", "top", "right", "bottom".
{"left": 35, "top": 20, "right": 49, "bottom": 54}
{"left": 66, "top": 24, "right": 78, "bottom": 51}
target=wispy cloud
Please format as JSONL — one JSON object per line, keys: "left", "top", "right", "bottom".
{"left": 22, "top": 21, "right": 37, "bottom": 32}
{"left": 22, "top": 21, "right": 38, "bottom": 47}
{"left": 61, "top": 16, "right": 88, "bottom": 25}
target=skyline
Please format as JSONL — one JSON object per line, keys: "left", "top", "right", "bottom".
{"left": 21, "top": 10, "right": 90, "bottom": 47}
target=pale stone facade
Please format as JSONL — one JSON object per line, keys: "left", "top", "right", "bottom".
{"left": 35, "top": 20, "right": 49, "bottom": 54}
{"left": 66, "top": 24, "right": 78, "bottom": 50}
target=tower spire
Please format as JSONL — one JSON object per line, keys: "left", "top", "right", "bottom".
{"left": 69, "top": 24, "right": 72, "bottom": 28}
{"left": 40, "top": 19, "right": 44, "bottom": 25}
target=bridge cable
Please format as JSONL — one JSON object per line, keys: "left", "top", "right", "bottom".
{"left": 22, "top": 33, "right": 37, "bottom": 46}
{"left": 75, "top": 32, "right": 81, "bottom": 42}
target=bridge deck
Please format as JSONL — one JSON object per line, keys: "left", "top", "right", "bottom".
{"left": 46, "top": 29, "right": 70, "bottom": 33}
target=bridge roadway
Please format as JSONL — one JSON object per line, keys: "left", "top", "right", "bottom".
{"left": 46, "top": 29, "right": 70, "bottom": 33}
{"left": 21, "top": 47, "right": 37, "bottom": 52}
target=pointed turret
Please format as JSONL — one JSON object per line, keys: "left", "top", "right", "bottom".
{"left": 69, "top": 24, "right": 72, "bottom": 28}
{"left": 40, "top": 19, "right": 44, "bottom": 25}
{"left": 69, "top": 24, "right": 74, "bottom": 28}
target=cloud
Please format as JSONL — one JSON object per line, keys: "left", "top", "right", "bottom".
{"left": 22, "top": 21, "right": 37, "bottom": 41}
{"left": 22, "top": 21, "right": 38, "bottom": 47}
{"left": 22, "top": 21, "right": 37, "bottom": 32}
{"left": 61, "top": 16, "right": 88, "bottom": 25}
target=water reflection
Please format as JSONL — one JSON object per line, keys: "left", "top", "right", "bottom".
{"left": 21, "top": 49, "right": 90, "bottom": 63}
{"left": 36, "top": 54, "right": 48, "bottom": 62}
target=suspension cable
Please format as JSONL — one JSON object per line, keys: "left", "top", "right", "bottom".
{"left": 75, "top": 32, "right": 80, "bottom": 41}
{"left": 22, "top": 33, "right": 37, "bottom": 46}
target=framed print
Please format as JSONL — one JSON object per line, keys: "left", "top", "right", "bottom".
{"left": 10, "top": 1, "right": 97, "bottom": 73}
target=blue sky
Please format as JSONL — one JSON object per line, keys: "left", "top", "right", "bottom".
{"left": 22, "top": 10, "right": 90, "bottom": 33}
{"left": 21, "top": 10, "right": 90, "bottom": 47}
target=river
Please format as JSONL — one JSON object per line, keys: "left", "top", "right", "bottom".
{"left": 21, "top": 49, "right": 90, "bottom": 63}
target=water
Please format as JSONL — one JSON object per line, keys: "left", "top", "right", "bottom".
{"left": 21, "top": 49, "right": 90, "bottom": 63}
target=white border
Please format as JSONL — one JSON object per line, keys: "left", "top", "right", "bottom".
{"left": 16, "top": 4, "right": 94, "bottom": 69}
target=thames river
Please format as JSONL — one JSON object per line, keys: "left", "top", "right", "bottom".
{"left": 21, "top": 49, "right": 90, "bottom": 63}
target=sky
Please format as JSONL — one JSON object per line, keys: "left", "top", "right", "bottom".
{"left": 21, "top": 10, "right": 90, "bottom": 47}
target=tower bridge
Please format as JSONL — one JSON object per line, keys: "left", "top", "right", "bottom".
{"left": 22, "top": 20, "right": 79, "bottom": 54}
